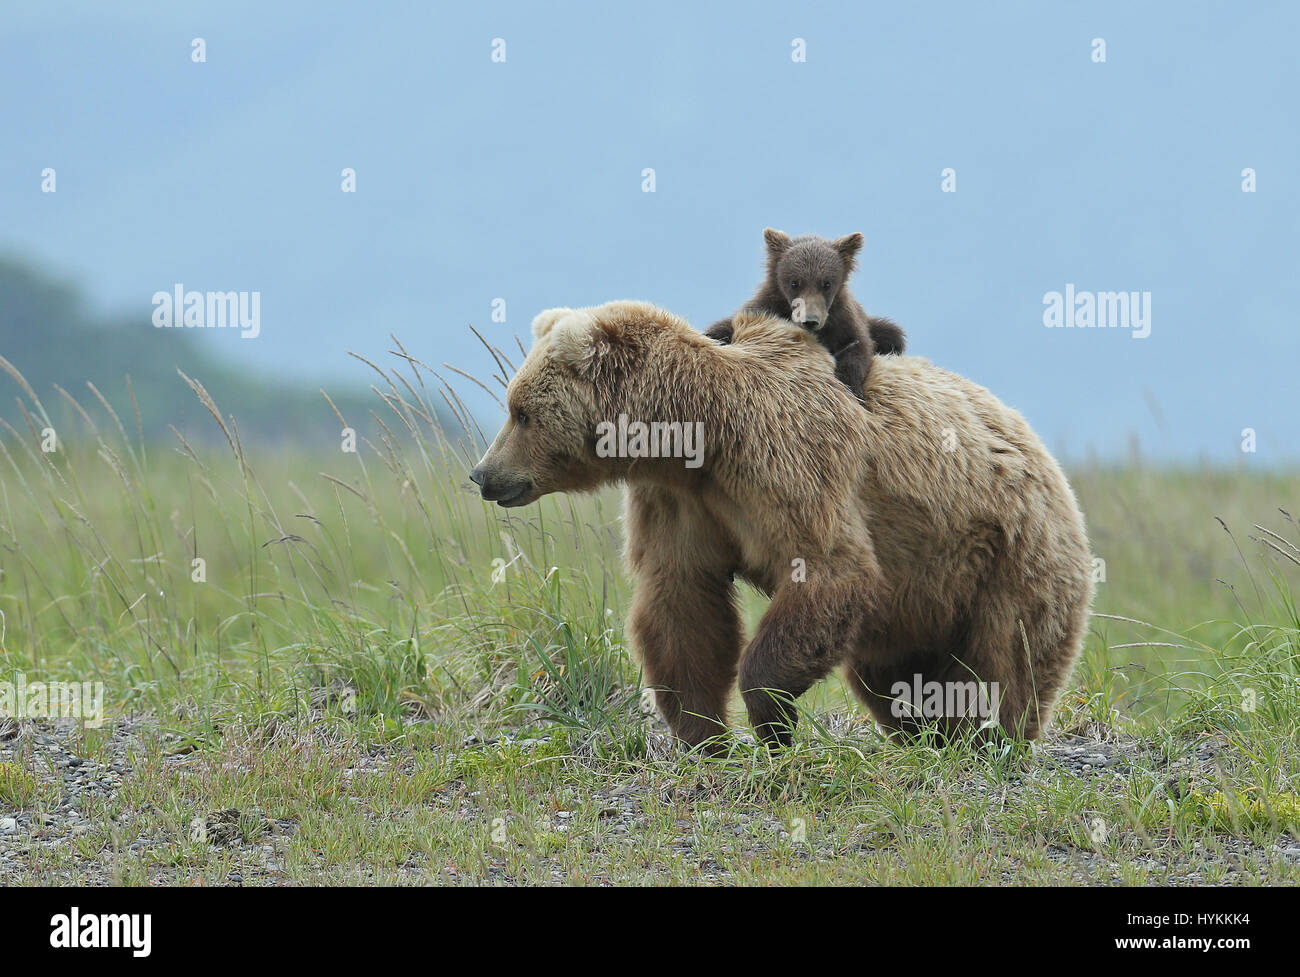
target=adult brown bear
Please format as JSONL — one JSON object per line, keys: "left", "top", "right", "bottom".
{"left": 470, "top": 301, "right": 1093, "bottom": 750}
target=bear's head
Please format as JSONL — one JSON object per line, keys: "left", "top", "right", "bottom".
{"left": 763, "top": 228, "right": 864, "bottom": 332}
{"left": 469, "top": 301, "right": 682, "bottom": 507}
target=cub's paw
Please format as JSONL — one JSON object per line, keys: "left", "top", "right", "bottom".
{"left": 704, "top": 321, "right": 735, "bottom": 345}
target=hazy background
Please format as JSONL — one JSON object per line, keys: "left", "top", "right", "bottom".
{"left": 2, "top": 1, "right": 1296, "bottom": 457}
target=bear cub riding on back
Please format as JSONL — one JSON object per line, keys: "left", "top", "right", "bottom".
{"left": 706, "top": 228, "right": 904, "bottom": 405}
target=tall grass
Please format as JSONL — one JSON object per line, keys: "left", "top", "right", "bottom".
{"left": 0, "top": 349, "right": 629, "bottom": 736}
{"left": 1, "top": 349, "right": 1297, "bottom": 751}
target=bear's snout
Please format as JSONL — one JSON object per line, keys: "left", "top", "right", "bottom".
{"left": 469, "top": 465, "right": 533, "bottom": 506}
{"left": 791, "top": 294, "right": 829, "bottom": 331}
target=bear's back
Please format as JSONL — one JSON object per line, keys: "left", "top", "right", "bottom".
{"left": 859, "top": 353, "right": 1088, "bottom": 566}
{"left": 722, "top": 314, "right": 1084, "bottom": 551}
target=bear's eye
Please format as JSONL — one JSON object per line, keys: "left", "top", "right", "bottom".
{"left": 822, "top": 280, "right": 833, "bottom": 291}
{"left": 515, "top": 411, "right": 530, "bottom": 427}
{"left": 788, "top": 280, "right": 801, "bottom": 291}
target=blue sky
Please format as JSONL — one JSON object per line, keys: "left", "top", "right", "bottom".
{"left": 3, "top": 1, "right": 1297, "bottom": 460}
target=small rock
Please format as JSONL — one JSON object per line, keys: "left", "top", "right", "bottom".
{"left": 202, "top": 809, "right": 243, "bottom": 846}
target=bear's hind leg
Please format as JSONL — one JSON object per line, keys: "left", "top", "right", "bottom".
{"left": 844, "top": 649, "right": 1007, "bottom": 744}
{"left": 848, "top": 594, "right": 1074, "bottom": 743}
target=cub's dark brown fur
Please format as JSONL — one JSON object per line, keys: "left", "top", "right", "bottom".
{"left": 705, "top": 229, "right": 904, "bottom": 404}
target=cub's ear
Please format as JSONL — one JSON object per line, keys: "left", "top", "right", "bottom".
{"left": 531, "top": 307, "right": 575, "bottom": 341}
{"left": 763, "top": 228, "right": 792, "bottom": 254}
{"left": 833, "top": 232, "right": 865, "bottom": 268}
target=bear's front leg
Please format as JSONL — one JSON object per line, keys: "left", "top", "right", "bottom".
{"left": 629, "top": 569, "right": 741, "bottom": 752}
{"left": 833, "top": 343, "right": 870, "bottom": 407}
{"left": 626, "top": 484, "right": 744, "bottom": 753}
{"left": 739, "top": 558, "right": 875, "bottom": 748}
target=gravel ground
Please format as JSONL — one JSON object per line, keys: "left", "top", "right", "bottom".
{"left": 1, "top": 714, "right": 1297, "bottom": 886}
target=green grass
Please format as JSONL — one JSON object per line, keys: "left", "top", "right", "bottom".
{"left": 0, "top": 353, "right": 1297, "bottom": 885}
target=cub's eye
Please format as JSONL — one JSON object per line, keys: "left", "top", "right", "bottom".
{"left": 515, "top": 411, "right": 530, "bottom": 427}
{"left": 822, "top": 280, "right": 833, "bottom": 291}
{"left": 789, "top": 281, "right": 801, "bottom": 291}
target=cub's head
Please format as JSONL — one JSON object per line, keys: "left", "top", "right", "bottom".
{"left": 469, "top": 301, "right": 677, "bottom": 507}
{"left": 763, "top": 228, "right": 864, "bottom": 332}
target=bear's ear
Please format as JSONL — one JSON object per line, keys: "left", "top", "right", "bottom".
{"left": 540, "top": 301, "right": 644, "bottom": 374}
{"left": 833, "top": 232, "right": 864, "bottom": 269}
{"left": 531, "top": 307, "right": 575, "bottom": 341}
{"left": 763, "top": 228, "right": 792, "bottom": 255}
{"left": 546, "top": 308, "right": 611, "bottom": 373}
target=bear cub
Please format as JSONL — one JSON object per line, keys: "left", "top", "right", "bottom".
{"left": 705, "top": 228, "right": 905, "bottom": 405}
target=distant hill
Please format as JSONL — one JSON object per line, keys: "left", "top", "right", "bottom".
{"left": 0, "top": 259, "right": 441, "bottom": 450}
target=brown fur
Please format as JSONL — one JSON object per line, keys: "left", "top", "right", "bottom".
{"left": 471, "top": 301, "right": 1093, "bottom": 751}
{"left": 705, "top": 229, "right": 906, "bottom": 405}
